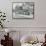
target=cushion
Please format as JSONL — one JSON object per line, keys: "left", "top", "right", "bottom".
{"left": 20, "top": 35, "right": 37, "bottom": 43}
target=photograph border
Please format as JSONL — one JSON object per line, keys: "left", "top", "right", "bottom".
{"left": 12, "top": 2, "right": 35, "bottom": 19}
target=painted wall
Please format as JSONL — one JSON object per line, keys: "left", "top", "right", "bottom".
{"left": 0, "top": 0, "right": 46, "bottom": 27}
{"left": 0, "top": 0, "right": 46, "bottom": 46}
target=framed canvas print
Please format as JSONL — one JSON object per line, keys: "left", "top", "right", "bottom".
{"left": 12, "top": 2, "right": 34, "bottom": 19}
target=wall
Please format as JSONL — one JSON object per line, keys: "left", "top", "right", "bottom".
{"left": 0, "top": 0, "right": 46, "bottom": 27}
{"left": 0, "top": 0, "right": 46, "bottom": 46}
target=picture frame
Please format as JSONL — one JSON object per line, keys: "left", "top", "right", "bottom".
{"left": 12, "top": 2, "right": 34, "bottom": 19}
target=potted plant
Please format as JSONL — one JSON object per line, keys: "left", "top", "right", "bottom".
{"left": 0, "top": 11, "right": 6, "bottom": 28}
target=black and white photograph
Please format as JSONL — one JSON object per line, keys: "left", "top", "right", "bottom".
{"left": 12, "top": 2, "right": 34, "bottom": 19}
